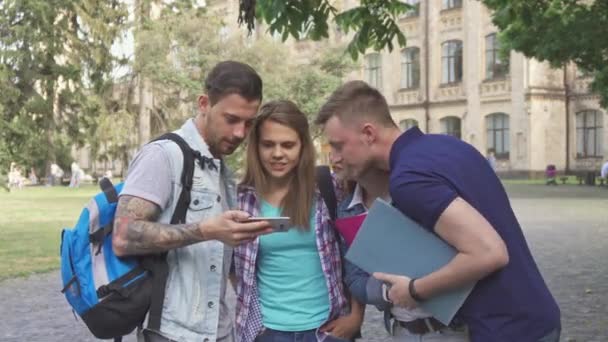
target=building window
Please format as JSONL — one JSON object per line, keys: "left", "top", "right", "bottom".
{"left": 441, "top": 116, "right": 461, "bottom": 139}
{"left": 401, "top": 0, "right": 420, "bottom": 17}
{"left": 485, "top": 33, "right": 509, "bottom": 80}
{"left": 401, "top": 47, "right": 420, "bottom": 89}
{"left": 399, "top": 119, "right": 418, "bottom": 131}
{"left": 576, "top": 110, "right": 603, "bottom": 158}
{"left": 486, "top": 113, "right": 510, "bottom": 159}
{"left": 443, "top": 0, "right": 462, "bottom": 10}
{"left": 442, "top": 40, "right": 463, "bottom": 84}
{"left": 365, "top": 53, "right": 382, "bottom": 90}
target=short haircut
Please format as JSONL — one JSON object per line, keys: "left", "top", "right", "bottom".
{"left": 204, "top": 60, "right": 263, "bottom": 105}
{"left": 315, "top": 80, "right": 396, "bottom": 128}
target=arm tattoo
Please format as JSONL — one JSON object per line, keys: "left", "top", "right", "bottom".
{"left": 114, "top": 195, "right": 203, "bottom": 255}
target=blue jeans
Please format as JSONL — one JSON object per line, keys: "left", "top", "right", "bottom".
{"left": 254, "top": 328, "right": 351, "bottom": 342}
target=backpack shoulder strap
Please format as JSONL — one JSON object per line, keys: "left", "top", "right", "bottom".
{"left": 145, "top": 132, "right": 196, "bottom": 333}
{"left": 88, "top": 178, "right": 119, "bottom": 244}
{"left": 316, "top": 165, "right": 337, "bottom": 221}
{"left": 151, "top": 132, "right": 195, "bottom": 224}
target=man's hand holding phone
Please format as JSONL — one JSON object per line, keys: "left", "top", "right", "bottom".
{"left": 200, "top": 210, "right": 274, "bottom": 246}
{"left": 244, "top": 217, "right": 292, "bottom": 232}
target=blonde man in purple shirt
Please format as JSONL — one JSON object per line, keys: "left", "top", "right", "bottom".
{"left": 315, "top": 80, "right": 561, "bottom": 342}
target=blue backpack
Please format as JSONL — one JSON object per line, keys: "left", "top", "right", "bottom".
{"left": 60, "top": 133, "right": 198, "bottom": 341}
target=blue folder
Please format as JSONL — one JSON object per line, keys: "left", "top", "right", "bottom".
{"left": 345, "top": 198, "right": 475, "bottom": 325}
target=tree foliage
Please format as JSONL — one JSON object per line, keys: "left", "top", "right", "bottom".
{"left": 482, "top": 0, "right": 608, "bottom": 107}
{"left": 100, "top": 4, "right": 354, "bottom": 173}
{"left": 0, "top": 1, "right": 357, "bottom": 176}
{"left": 0, "top": 0, "right": 128, "bottom": 175}
{"left": 239, "top": 0, "right": 411, "bottom": 59}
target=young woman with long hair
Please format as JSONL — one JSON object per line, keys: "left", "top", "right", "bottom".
{"left": 233, "top": 100, "right": 364, "bottom": 342}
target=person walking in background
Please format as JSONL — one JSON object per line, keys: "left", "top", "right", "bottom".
{"left": 8, "top": 162, "right": 24, "bottom": 189}
{"left": 49, "top": 163, "right": 64, "bottom": 186}
{"left": 29, "top": 167, "right": 38, "bottom": 185}
{"left": 69, "top": 162, "right": 81, "bottom": 188}
{"left": 601, "top": 160, "right": 608, "bottom": 185}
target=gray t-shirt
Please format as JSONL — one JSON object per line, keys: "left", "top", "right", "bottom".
{"left": 122, "top": 144, "right": 173, "bottom": 209}
{"left": 121, "top": 144, "right": 234, "bottom": 339}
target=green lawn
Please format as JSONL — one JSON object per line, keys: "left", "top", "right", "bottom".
{"left": 501, "top": 175, "right": 582, "bottom": 185}
{"left": 0, "top": 185, "right": 98, "bottom": 280}
{"left": 1, "top": 180, "right": 604, "bottom": 281}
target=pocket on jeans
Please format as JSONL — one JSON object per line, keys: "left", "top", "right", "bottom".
{"left": 323, "top": 333, "right": 352, "bottom": 342}
{"left": 254, "top": 328, "right": 272, "bottom": 342}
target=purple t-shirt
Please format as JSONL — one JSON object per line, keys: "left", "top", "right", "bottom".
{"left": 389, "top": 127, "right": 560, "bottom": 342}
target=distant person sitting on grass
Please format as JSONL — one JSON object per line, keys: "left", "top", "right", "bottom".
{"left": 545, "top": 165, "right": 557, "bottom": 186}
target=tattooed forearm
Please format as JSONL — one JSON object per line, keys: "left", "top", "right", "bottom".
{"left": 112, "top": 195, "right": 204, "bottom": 256}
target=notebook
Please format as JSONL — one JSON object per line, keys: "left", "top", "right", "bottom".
{"left": 334, "top": 213, "right": 367, "bottom": 247}
{"left": 345, "top": 198, "right": 475, "bottom": 325}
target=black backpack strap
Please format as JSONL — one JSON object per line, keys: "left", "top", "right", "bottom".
{"left": 89, "top": 178, "right": 118, "bottom": 245}
{"left": 316, "top": 165, "right": 337, "bottom": 221}
{"left": 100, "top": 177, "right": 118, "bottom": 203}
{"left": 151, "top": 133, "right": 196, "bottom": 224}
{"left": 145, "top": 132, "right": 197, "bottom": 332}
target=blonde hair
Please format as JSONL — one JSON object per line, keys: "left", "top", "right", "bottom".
{"left": 241, "top": 100, "right": 316, "bottom": 229}
{"left": 315, "top": 80, "right": 397, "bottom": 128}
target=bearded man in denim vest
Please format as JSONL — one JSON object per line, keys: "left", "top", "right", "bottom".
{"left": 112, "top": 61, "right": 273, "bottom": 342}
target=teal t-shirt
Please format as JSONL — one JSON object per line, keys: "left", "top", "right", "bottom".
{"left": 256, "top": 200, "right": 330, "bottom": 331}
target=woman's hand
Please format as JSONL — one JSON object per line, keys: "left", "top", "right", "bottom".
{"left": 320, "top": 299, "right": 365, "bottom": 340}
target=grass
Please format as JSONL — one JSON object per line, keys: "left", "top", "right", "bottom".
{"left": 0, "top": 185, "right": 98, "bottom": 280}
{"left": 0, "top": 179, "right": 605, "bottom": 281}
{"left": 500, "top": 175, "right": 582, "bottom": 185}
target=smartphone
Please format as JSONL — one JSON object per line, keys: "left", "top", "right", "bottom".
{"left": 245, "top": 216, "right": 292, "bottom": 232}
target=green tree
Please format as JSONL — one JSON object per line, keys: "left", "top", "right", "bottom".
{"left": 482, "top": 0, "right": 608, "bottom": 107}
{"left": 238, "top": 0, "right": 412, "bottom": 59}
{"left": 0, "top": 0, "right": 128, "bottom": 175}
{"left": 112, "top": 5, "right": 354, "bottom": 173}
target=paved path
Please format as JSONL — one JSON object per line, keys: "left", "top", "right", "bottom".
{"left": 1, "top": 184, "right": 607, "bottom": 341}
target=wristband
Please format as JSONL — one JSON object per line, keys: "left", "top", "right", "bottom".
{"left": 382, "top": 283, "right": 392, "bottom": 303}
{"left": 409, "top": 278, "right": 424, "bottom": 302}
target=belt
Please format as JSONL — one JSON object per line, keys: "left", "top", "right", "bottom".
{"left": 396, "top": 317, "right": 452, "bottom": 335}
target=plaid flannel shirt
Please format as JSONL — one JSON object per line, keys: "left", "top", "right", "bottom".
{"left": 234, "top": 185, "right": 349, "bottom": 342}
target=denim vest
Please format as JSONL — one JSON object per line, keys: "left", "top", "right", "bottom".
{"left": 145, "top": 119, "right": 237, "bottom": 342}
